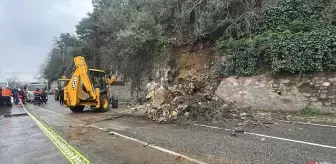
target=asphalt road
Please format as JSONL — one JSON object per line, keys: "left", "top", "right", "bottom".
{"left": 8, "top": 96, "right": 336, "bottom": 164}
{"left": 0, "top": 105, "right": 67, "bottom": 164}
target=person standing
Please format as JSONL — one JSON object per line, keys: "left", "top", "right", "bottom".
{"left": 2, "top": 87, "right": 12, "bottom": 106}
{"left": 18, "top": 88, "right": 26, "bottom": 105}
{"left": 12, "top": 88, "right": 19, "bottom": 104}
{"left": 59, "top": 89, "right": 64, "bottom": 105}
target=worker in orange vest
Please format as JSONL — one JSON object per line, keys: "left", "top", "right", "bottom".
{"left": 2, "top": 87, "right": 12, "bottom": 106}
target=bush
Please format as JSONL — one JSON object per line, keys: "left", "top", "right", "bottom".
{"left": 216, "top": 0, "right": 336, "bottom": 77}
{"left": 300, "top": 107, "right": 322, "bottom": 116}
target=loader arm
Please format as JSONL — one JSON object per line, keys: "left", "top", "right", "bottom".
{"left": 64, "top": 56, "right": 97, "bottom": 106}
{"left": 107, "top": 75, "right": 117, "bottom": 85}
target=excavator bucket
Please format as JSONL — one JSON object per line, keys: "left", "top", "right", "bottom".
{"left": 108, "top": 74, "right": 125, "bottom": 86}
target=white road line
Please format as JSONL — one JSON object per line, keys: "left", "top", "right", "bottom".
{"left": 194, "top": 124, "right": 336, "bottom": 150}
{"left": 90, "top": 125, "right": 207, "bottom": 164}
{"left": 281, "top": 120, "right": 336, "bottom": 128}
{"left": 194, "top": 124, "right": 232, "bottom": 131}
{"left": 33, "top": 105, "right": 56, "bottom": 113}
{"left": 27, "top": 104, "right": 207, "bottom": 164}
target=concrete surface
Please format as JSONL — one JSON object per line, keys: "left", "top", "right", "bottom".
{"left": 23, "top": 96, "right": 336, "bottom": 163}
{"left": 0, "top": 105, "right": 26, "bottom": 117}
{"left": 25, "top": 102, "right": 197, "bottom": 164}
{"left": 0, "top": 106, "right": 67, "bottom": 164}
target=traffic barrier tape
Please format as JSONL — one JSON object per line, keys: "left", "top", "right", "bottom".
{"left": 22, "top": 103, "right": 92, "bottom": 164}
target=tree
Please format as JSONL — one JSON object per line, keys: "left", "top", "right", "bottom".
{"left": 41, "top": 0, "right": 267, "bottom": 95}
{"left": 7, "top": 75, "right": 18, "bottom": 88}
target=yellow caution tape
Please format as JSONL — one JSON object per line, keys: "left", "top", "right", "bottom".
{"left": 22, "top": 104, "right": 92, "bottom": 164}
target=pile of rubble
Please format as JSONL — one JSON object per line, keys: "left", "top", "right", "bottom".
{"left": 131, "top": 67, "right": 276, "bottom": 125}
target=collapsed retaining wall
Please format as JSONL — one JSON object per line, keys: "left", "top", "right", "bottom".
{"left": 215, "top": 72, "right": 336, "bottom": 113}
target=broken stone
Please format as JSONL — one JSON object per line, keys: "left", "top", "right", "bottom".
{"left": 286, "top": 115, "right": 292, "bottom": 120}
{"left": 158, "top": 117, "right": 168, "bottom": 123}
{"left": 311, "top": 102, "right": 323, "bottom": 108}
{"left": 281, "top": 79, "right": 290, "bottom": 84}
{"left": 162, "top": 109, "right": 170, "bottom": 117}
{"left": 173, "top": 96, "right": 184, "bottom": 104}
{"left": 310, "top": 97, "right": 318, "bottom": 102}
{"left": 323, "top": 82, "right": 331, "bottom": 87}
{"left": 222, "top": 104, "right": 229, "bottom": 109}
{"left": 152, "top": 86, "right": 171, "bottom": 108}
{"left": 231, "top": 113, "right": 237, "bottom": 117}
{"left": 240, "top": 113, "right": 247, "bottom": 117}
{"left": 234, "top": 127, "right": 244, "bottom": 133}
{"left": 303, "top": 93, "right": 311, "bottom": 97}
{"left": 146, "top": 91, "right": 154, "bottom": 100}
{"left": 328, "top": 78, "right": 336, "bottom": 82}
{"left": 102, "top": 128, "right": 109, "bottom": 132}
{"left": 212, "top": 96, "right": 219, "bottom": 101}
{"left": 316, "top": 80, "right": 324, "bottom": 84}
{"left": 136, "top": 105, "right": 148, "bottom": 113}
{"left": 149, "top": 109, "right": 155, "bottom": 114}
{"left": 325, "top": 102, "right": 331, "bottom": 106}
{"left": 320, "top": 94, "right": 327, "bottom": 99}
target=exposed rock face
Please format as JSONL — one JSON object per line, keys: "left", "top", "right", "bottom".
{"left": 133, "top": 65, "right": 237, "bottom": 123}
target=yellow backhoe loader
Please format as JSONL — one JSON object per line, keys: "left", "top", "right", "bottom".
{"left": 64, "top": 56, "right": 119, "bottom": 112}
{"left": 54, "top": 76, "right": 70, "bottom": 100}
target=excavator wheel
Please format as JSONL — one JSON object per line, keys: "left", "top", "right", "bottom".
{"left": 98, "top": 93, "right": 109, "bottom": 112}
{"left": 70, "top": 105, "right": 85, "bottom": 113}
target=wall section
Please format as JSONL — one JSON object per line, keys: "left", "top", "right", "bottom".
{"left": 215, "top": 72, "right": 336, "bottom": 113}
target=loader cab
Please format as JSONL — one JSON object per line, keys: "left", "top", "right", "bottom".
{"left": 58, "top": 79, "right": 70, "bottom": 89}
{"left": 89, "top": 69, "right": 107, "bottom": 93}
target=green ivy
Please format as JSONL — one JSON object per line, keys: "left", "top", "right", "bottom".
{"left": 216, "top": 0, "right": 336, "bottom": 77}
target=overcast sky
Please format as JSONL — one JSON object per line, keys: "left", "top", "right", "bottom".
{"left": 0, "top": 0, "right": 93, "bottom": 82}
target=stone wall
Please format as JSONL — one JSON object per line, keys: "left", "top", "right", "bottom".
{"left": 215, "top": 72, "right": 336, "bottom": 113}
{"left": 110, "top": 81, "right": 132, "bottom": 102}
{"left": 109, "top": 78, "right": 149, "bottom": 103}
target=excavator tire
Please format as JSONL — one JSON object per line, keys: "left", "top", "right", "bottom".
{"left": 98, "top": 93, "right": 109, "bottom": 112}
{"left": 70, "top": 105, "right": 85, "bottom": 112}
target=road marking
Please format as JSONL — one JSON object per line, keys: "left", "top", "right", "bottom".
{"left": 194, "top": 124, "right": 336, "bottom": 150}
{"left": 90, "top": 125, "right": 207, "bottom": 164}
{"left": 23, "top": 104, "right": 92, "bottom": 164}
{"left": 281, "top": 120, "right": 336, "bottom": 128}
{"left": 28, "top": 105, "right": 207, "bottom": 164}
{"left": 194, "top": 124, "right": 232, "bottom": 131}
{"left": 33, "top": 105, "right": 56, "bottom": 113}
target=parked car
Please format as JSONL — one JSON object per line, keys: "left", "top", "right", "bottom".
{"left": 26, "top": 83, "right": 48, "bottom": 103}
{"left": 49, "top": 89, "right": 54, "bottom": 95}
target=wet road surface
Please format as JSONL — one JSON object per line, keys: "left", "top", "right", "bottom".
{"left": 0, "top": 106, "right": 67, "bottom": 164}
{"left": 13, "top": 97, "right": 336, "bottom": 163}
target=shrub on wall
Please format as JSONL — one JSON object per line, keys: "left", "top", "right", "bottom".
{"left": 216, "top": 0, "right": 336, "bottom": 77}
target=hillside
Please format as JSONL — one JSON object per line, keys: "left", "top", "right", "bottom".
{"left": 40, "top": 0, "right": 336, "bottom": 123}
